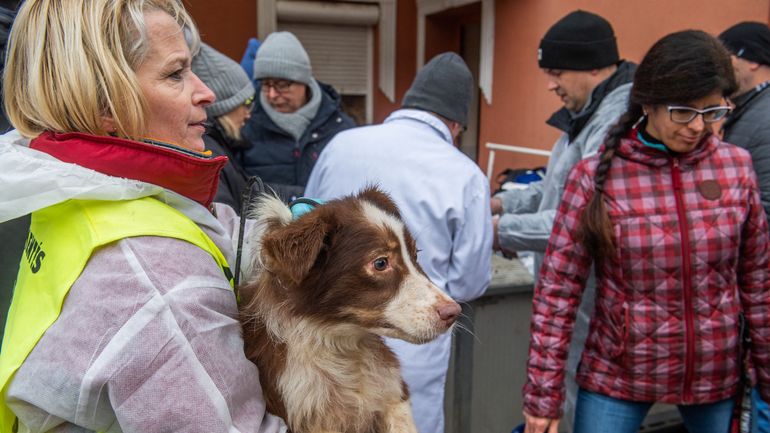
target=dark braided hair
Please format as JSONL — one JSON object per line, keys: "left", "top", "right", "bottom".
{"left": 577, "top": 30, "right": 737, "bottom": 267}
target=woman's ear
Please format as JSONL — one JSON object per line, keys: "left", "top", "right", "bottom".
{"left": 100, "top": 115, "right": 117, "bottom": 135}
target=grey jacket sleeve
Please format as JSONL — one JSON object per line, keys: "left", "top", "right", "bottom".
{"left": 495, "top": 182, "right": 544, "bottom": 215}
{"left": 496, "top": 208, "right": 556, "bottom": 253}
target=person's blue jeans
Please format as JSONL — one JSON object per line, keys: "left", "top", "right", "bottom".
{"left": 573, "top": 388, "right": 734, "bottom": 433}
{"left": 752, "top": 387, "right": 770, "bottom": 433}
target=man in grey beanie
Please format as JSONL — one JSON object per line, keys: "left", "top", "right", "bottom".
{"left": 239, "top": 31, "right": 355, "bottom": 202}
{"left": 305, "top": 52, "right": 493, "bottom": 433}
{"left": 490, "top": 10, "right": 636, "bottom": 432}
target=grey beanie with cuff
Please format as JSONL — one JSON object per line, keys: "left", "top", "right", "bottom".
{"left": 192, "top": 43, "right": 255, "bottom": 118}
{"left": 402, "top": 52, "right": 473, "bottom": 127}
{"left": 253, "top": 32, "right": 313, "bottom": 85}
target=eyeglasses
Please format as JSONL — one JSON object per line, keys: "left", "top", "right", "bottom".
{"left": 666, "top": 105, "right": 732, "bottom": 124}
{"left": 243, "top": 95, "right": 255, "bottom": 109}
{"left": 261, "top": 79, "right": 295, "bottom": 94}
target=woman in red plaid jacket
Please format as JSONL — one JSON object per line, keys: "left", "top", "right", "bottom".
{"left": 523, "top": 30, "right": 770, "bottom": 433}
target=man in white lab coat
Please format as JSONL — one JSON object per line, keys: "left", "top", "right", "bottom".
{"left": 305, "top": 52, "right": 493, "bottom": 433}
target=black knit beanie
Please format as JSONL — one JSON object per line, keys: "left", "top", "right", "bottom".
{"left": 538, "top": 10, "right": 619, "bottom": 71}
{"left": 719, "top": 22, "right": 770, "bottom": 67}
{"left": 402, "top": 52, "right": 473, "bottom": 126}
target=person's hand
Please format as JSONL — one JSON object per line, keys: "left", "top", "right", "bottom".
{"left": 492, "top": 215, "right": 502, "bottom": 251}
{"left": 490, "top": 196, "right": 503, "bottom": 215}
{"left": 523, "top": 411, "right": 560, "bottom": 433}
{"left": 492, "top": 216, "right": 517, "bottom": 258}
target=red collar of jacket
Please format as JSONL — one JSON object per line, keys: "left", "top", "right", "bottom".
{"left": 30, "top": 131, "right": 227, "bottom": 208}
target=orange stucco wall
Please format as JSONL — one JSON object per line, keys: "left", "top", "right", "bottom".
{"left": 185, "top": 0, "right": 257, "bottom": 62}
{"left": 373, "top": 0, "right": 419, "bottom": 122}
{"left": 480, "top": 0, "right": 770, "bottom": 182}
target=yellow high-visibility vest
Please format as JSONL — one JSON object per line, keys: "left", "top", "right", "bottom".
{"left": 0, "top": 197, "right": 234, "bottom": 433}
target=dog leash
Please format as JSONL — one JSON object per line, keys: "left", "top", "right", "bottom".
{"left": 234, "top": 176, "right": 265, "bottom": 301}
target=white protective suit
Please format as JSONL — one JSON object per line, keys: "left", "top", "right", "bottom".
{"left": 305, "top": 109, "right": 493, "bottom": 433}
{"left": 0, "top": 130, "right": 286, "bottom": 433}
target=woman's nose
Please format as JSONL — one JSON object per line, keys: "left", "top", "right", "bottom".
{"left": 687, "top": 114, "right": 705, "bottom": 132}
{"left": 191, "top": 72, "right": 215, "bottom": 106}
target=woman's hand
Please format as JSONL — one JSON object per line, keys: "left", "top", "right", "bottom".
{"left": 523, "top": 411, "right": 560, "bottom": 433}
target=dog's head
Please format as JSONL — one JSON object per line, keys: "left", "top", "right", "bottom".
{"left": 248, "top": 187, "right": 460, "bottom": 344}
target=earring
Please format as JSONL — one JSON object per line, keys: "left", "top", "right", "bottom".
{"left": 632, "top": 113, "right": 647, "bottom": 129}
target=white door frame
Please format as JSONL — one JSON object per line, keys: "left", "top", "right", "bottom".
{"left": 416, "top": 0, "right": 495, "bottom": 104}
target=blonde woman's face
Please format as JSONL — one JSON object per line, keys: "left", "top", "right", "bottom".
{"left": 228, "top": 104, "right": 252, "bottom": 129}
{"left": 135, "top": 11, "right": 214, "bottom": 151}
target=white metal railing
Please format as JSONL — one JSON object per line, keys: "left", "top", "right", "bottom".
{"left": 485, "top": 142, "right": 552, "bottom": 179}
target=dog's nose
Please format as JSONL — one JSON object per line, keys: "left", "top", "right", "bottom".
{"left": 437, "top": 302, "right": 461, "bottom": 325}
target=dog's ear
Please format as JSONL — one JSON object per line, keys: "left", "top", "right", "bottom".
{"left": 260, "top": 210, "right": 332, "bottom": 286}
{"left": 357, "top": 185, "right": 401, "bottom": 218}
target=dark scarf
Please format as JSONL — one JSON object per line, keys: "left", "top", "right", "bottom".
{"left": 546, "top": 60, "right": 637, "bottom": 142}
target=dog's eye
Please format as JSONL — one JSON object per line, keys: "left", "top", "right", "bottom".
{"left": 373, "top": 257, "right": 389, "bottom": 271}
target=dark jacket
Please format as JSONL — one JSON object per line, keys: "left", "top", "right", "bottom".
{"left": 239, "top": 81, "right": 355, "bottom": 201}
{"left": 204, "top": 122, "right": 251, "bottom": 215}
{"left": 722, "top": 82, "right": 770, "bottom": 226}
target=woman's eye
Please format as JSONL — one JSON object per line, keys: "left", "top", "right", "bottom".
{"left": 373, "top": 257, "right": 389, "bottom": 271}
{"left": 167, "top": 69, "right": 183, "bottom": 81}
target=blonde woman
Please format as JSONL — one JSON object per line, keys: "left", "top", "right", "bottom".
{"left": 0, "top": 1, "right": 286, "bottom": 432}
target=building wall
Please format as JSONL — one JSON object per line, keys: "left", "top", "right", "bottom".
{"left": 373, "top": 0, "right": 419, "bottom": 122}
{"left": 185, "top": 0, "right": 258, "bottom": 62}
{"left": 479, "top": 0, "right": 770, "bottom": 180}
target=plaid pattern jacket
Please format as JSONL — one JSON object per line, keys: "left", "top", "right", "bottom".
{"left": 523, "top": 130, "right": 770, "bottom": 419}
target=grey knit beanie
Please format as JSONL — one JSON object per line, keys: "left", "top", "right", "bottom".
{"left": 192, "top": 43, "right": 255, "bottom": 118}
{"left": 253, "top": 32, "right": 313, "bottom": 85}
{"left": 402, "top": 52, "right": 473, "bottom": 126}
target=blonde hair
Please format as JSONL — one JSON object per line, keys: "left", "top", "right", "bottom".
{"left": 217, "top": 110, "right": 244, "bottom": 141}
{"left": 4, "top": 0, "right": 200, "bottom": 139}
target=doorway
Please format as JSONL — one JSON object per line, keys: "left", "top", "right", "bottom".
{"left": 424, "top": 2, "right": 482, "bottom": 160}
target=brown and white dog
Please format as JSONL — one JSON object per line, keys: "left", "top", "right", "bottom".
{"left": 239, "top": 187, "right": 461, "bottom": 433}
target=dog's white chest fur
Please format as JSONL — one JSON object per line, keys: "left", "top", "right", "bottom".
{"left": 278, "top": 323, "right": 406, "bottom": 433}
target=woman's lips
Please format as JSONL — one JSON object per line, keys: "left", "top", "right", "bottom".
{"left": 189, "top": 121, "right": 206, "bottom": 133}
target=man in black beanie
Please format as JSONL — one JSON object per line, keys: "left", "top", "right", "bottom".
{"left": 719, "top": 22, "right": 770, "bottom": 433}
{"left": 491, "top": 10, "right": 636, "bottom": 433}
{"left": 720, "top": 22, "right": 770, "bottom": 223}
{"left": 304, "top": 52, "right": 492, "bottom": 433}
